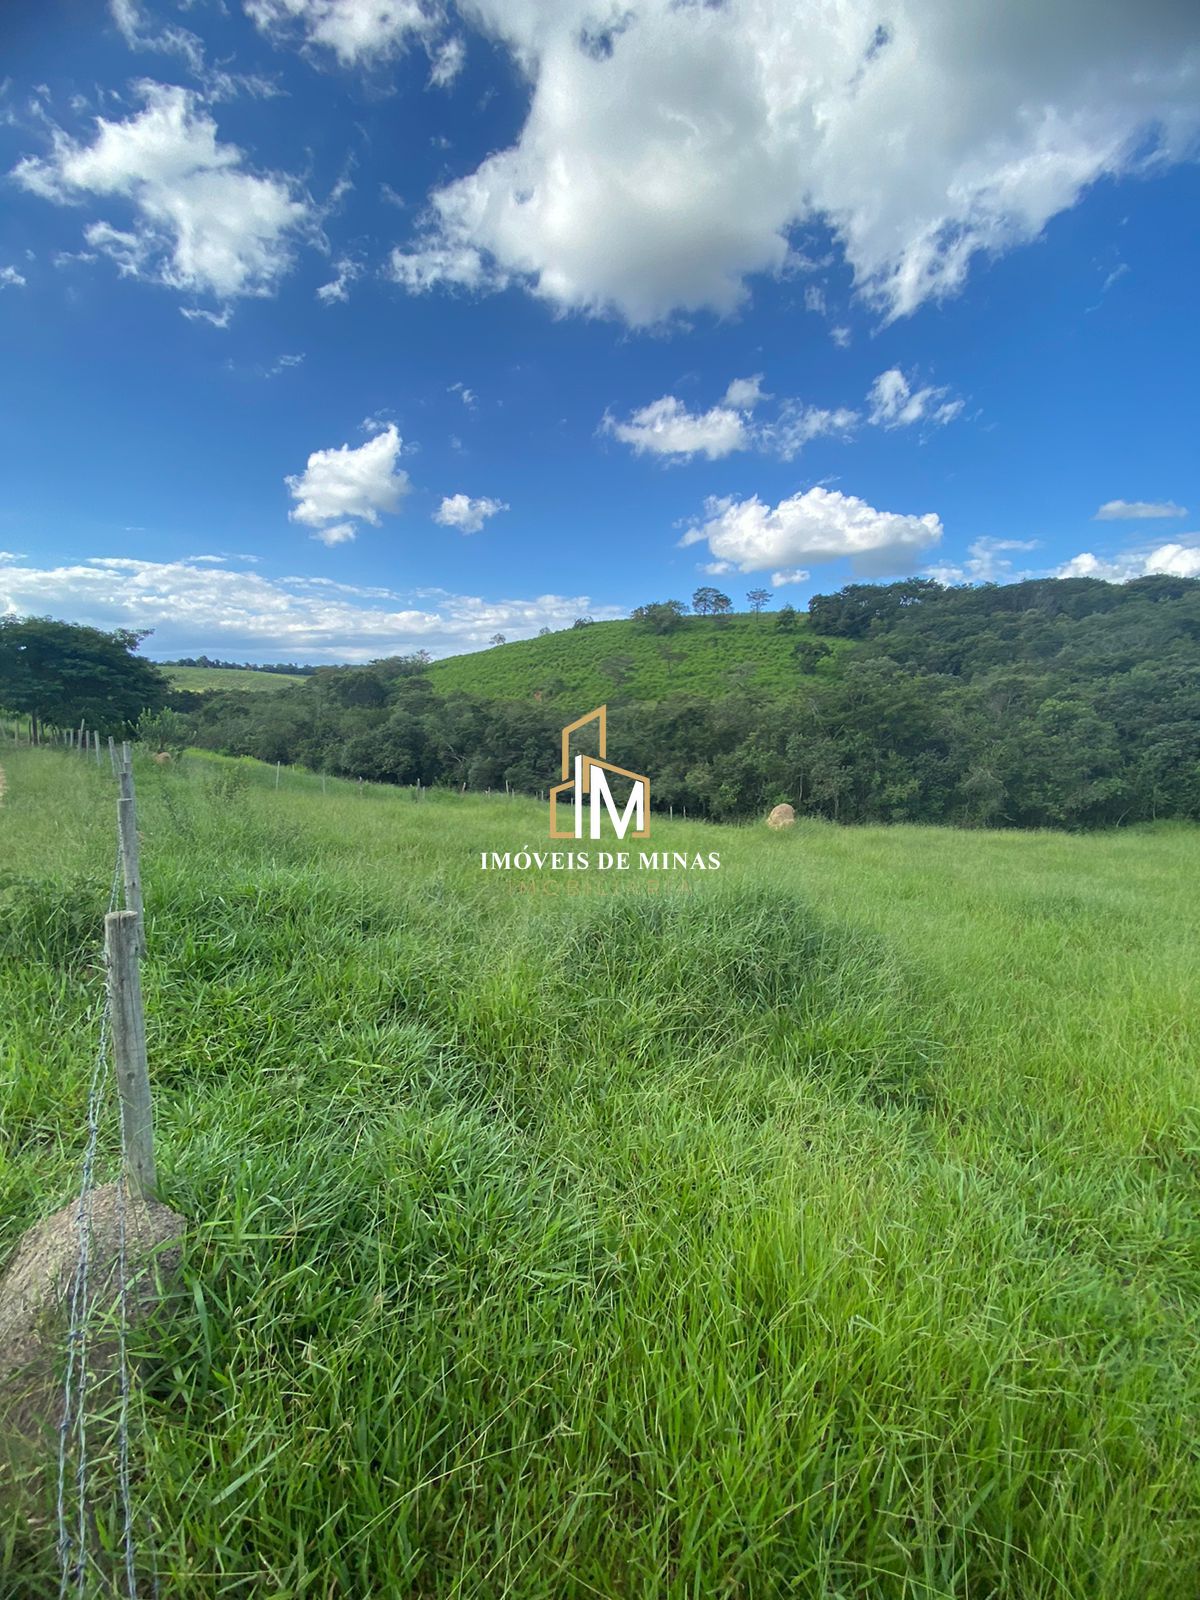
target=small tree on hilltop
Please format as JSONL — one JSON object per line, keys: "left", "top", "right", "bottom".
{"left": 776, "top": 604, "right": 799, "bottom": 632}
{"left": 746, "top": 587, "right": 771, "bottom": 614}
{"left": 489, "top": 633, "right": 506, "bottom": 647}
{"left": 692, "top": 586, "right": 732, "bottom": 616}
{"left": 631, "top": 599, "right": 688, "bottom": 634}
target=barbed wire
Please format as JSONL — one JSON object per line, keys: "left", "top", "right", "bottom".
{"left": 56, "top": 818, "right": 148, "bottom": 1597}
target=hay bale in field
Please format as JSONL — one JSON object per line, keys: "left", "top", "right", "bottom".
{"left": 152, "top": 752, "right": 172, "bottom": 764}
{"left": 0, "top": 1184, "right": 184, "bottom": 1479}
{"left": 766, "top": 803, "right": 796, "bottom": 830}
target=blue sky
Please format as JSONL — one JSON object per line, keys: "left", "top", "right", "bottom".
{"left": 1, "top": 0, "right": 1198, "bottom": 661}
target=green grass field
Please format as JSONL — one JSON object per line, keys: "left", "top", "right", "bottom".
{"left": 427, "top": 613, "right": 841, "bottom": 703}
{"left": 2, "top": 748, "right": 1198, "bottom": 1597}
{"left": 161, "top": 665, "right": 307, "bottom": 692}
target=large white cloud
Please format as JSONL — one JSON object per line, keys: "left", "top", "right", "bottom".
{"left": 386, "top": 0, "right": 1200, "bottom": 326}
{"left": 286, "top": 423, "right": 410, "bottom": 539}
{"left": 680, "top": 486, "right": 942, "bottom": 576}
{"left": 434, "top": 493, "right": 508, "bottom": 533}
{"left": 1056, "top": 541, "right": 1200, "bottom": 581}
{"left": 0, "top": 553, "right": 619, "bottom": 660}
{"left": 11, "top": 82, "right": 309, "bottom": 303}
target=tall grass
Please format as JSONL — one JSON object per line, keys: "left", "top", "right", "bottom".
{"left": 2, "top": 748, "right": 1198, "bottom": 1597}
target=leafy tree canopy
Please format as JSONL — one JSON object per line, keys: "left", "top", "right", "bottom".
{"left": 0, "top": 615, "right": 170, "bottom": 736}
{"left": 692, "top": 586, "right": 733, "bottom": 616}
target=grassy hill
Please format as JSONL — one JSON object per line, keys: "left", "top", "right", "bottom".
{"left": 3, "top": 746, "right": 1199, "bottom": 1594}
{"left": 427, "top": 612, "right": 842, "bottom": 704}
{"left": 162, "top": 664, "right": 306, "bottom": 693}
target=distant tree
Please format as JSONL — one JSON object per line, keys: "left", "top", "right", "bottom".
{"left": 692, "top": 586, "right": 732, "bottom": 616}
{"left": 0, "top": 615, "right": 169, "bottom": 740}
{"left": 776, "top": 604, "right": 799, "bottom": 631}
{"left": 792, "top": 638, "right": 832, "bottom": 673}
{"left": 601, "top": 653, "right": 636, "bottom": 689}
{"left": 538, "top": 626, "right": 553, "bottom": 637}
{"left": 572, "top": 615, "right": 594, "bottom": 629}
{"left": 489, "top": 633, "right": 507, "bottom": 647}
{"left": 746, "top": 588, "right": 772, "bottom": 614}
{"left": 138, "top": 706, "right": 190, "bottom": 756}
{"left": 631, "top": 600, "right": 688, "bottom": 634}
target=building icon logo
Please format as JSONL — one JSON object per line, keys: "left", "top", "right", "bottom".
{"left": 549, "top": 706, "right": 650, "bottom": 840}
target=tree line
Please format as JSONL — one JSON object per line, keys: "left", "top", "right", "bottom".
{"left": 4, "top": 574, "right": 1198, "bottom": 830}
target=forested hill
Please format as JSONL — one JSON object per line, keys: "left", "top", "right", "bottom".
{"left": 182, "top": 575, "right": 1200, "bottom": 831}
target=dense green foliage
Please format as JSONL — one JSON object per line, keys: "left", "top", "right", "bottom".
{"left": 0, "top": 616, "right": 170, "bottom": 739}
{"left": 183, "top": 576, "right": 1200, "bottom": 830}
{"left": 2, "top": 750, "right": 1198, "bottom": 1596}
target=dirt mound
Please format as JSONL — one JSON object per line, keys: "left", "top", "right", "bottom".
{"left": 0, "top": 1184, "right": 184, "bottom": 1473}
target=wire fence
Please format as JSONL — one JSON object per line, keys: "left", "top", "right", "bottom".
{"left": 52, "top": 745, "right": 159, "bottom": 1599}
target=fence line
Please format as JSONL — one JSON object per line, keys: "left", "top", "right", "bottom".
{"left": 53, "top": 744, "right": 157, "bottom": 1598}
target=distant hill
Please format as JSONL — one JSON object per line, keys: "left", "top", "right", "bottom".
{"left": 427, "top": 613, "right": 842, "bottom": 705}
{"left": 164, "top": 664, "right": 307, "bottom": 693}
{"left": 183, "top": 576, "right": 1200, "bottom": 831}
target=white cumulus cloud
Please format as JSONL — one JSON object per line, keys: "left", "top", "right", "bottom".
{"left": 434, "top": 493, "right": 508, "bottom": 534}
{"left": 287, "top": 422, "right": 410, "bottom": 541}
{"left": 385, "top": 0, "right": 1200, "bottom": 326}
{"left": 602, "top": 394, "right": 751, "bottom": 461}
{"left": 681, "top": 485, "right": 943, "bottom": 577}
{"left": 11, "top": 82, "right": 310, "bottom": 304}
{"left": 0, "top": 266, "right": 26, "bottom": 289}
{"left": 310, "top": 521, "right": 358, "bottom": 546}
{"left": 722, "top": 374, "right": 767, "bottom": 410}
{"left": 1056, "top": 541, "right": 1200, "bottom": 581}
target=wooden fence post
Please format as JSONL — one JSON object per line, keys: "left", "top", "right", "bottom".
{"left": 117, "top": 758, "right": 145, "bottom": 957}
{"left": 276, "top": 761, "right": 281, "bottom": 790}
{"left": 105, "top": 909, "right": 156, "bottom": 1201}
{"left": 108, "top": 735, "right": 119, "bottom": 777}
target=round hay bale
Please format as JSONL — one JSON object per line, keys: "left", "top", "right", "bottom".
{"left": 152, "top": 751, "right": 172, "bottom": 764}
{"left": 766, "top": 803, "right": 796, "bottom": 830}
